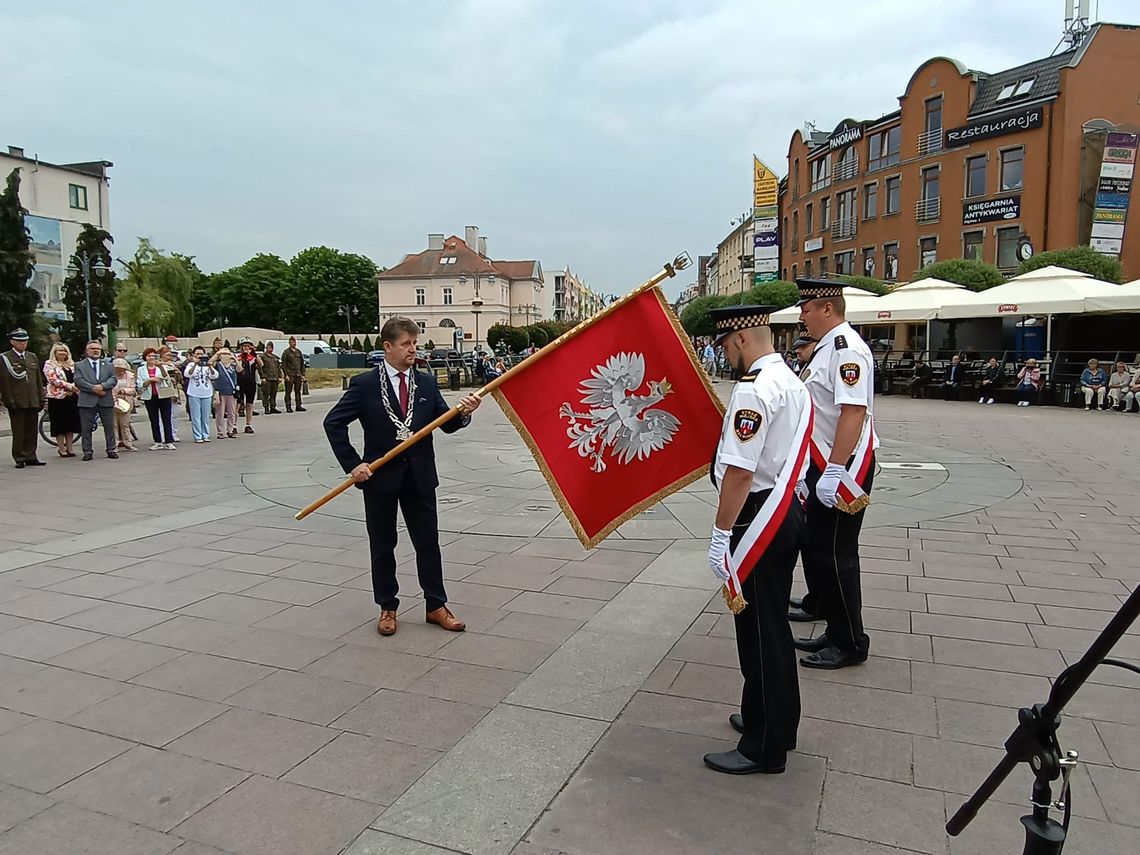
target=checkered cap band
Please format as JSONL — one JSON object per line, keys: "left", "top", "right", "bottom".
{"left": 798, "top": 285, "right": 843, "bottom": 299}
{"left": 715, "top": 313, "right": 770, "bottom": 335}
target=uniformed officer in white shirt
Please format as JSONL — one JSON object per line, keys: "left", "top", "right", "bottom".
{"left": 793, "top": 279, "right": 878, "bottom": 670}
{"left": 704, "top": 304, "right": 811, "bottom": 775}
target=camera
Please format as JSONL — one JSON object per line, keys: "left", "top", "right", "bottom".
{"left": 198, "top": 355, "right": 208, "bottom": 365}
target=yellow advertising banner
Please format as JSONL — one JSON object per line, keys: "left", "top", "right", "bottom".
{"left": 753, "top": 156, "right": 779, "bottom": 210}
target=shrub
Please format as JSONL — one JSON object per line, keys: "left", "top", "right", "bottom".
{"left": 679, "top": 295, "right": 728, "bottom": 336}
{"left": 912, "top": 259, "right": 1005, "bottom": 292}
{"left": 1016, "top": 246, "right": 1123, "bottom": 283}
{"left": 487, "top": 323, "right": 529, "bottom": 353}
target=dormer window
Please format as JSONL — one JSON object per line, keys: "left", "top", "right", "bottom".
{"left": 996, "top": 83, "right": 1016, "bottom": 101}
{"left": 1014, "top": 78, "right": 1035, "bottom": 96}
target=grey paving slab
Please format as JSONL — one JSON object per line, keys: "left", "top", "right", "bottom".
{"left": 376, "top": 705, "right": 605, "bottom": 855}
{"left": 0, "top": 803, "right": 182, "bottom": 855}
{"left": 167, "top": 707, "right": 336, "bottom": 777}
{"left": 283, "top": 732, "right": 440, "bottom": 806}
{"left": 225, "top": 669, "right": 375, "bottom": 726}
{"left": 525, "top": 723, "right": 825, "bottom": 855}
{"left": 0, "top": 782, "right": 53, "bottom": 834}
{"left": 343, "top": 830, "right": 461, "bottom": 855}
{"left": 0, "top": 719, "right": 132, "bottom": 793}
{"left": 333, "top": 690, "right": 490, "bottom": 752}
{"left": 0, "top": 665, "right": 128, "bottom": 720}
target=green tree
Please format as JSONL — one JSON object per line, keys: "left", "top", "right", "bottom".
{"left": 487, "top": 322, "right": 529, "bottom": 353}
{"left": 285, "top": 247, "right": 378, "bottom": 333}
{"left": 912, "top": 258, "right": 1004, "bottom": 292}
{"left": 838, "top": 275, "right": 890, "bottom": 295}
{"left": 1016, "top": 246, "right": 1123, "bottom": 283}
{"left": 679, "top": 295, "right": 728, "bottom": 336}
{"left": 362, "top": 334, "right": 373, "bottom": 350}
{"left": 526, "top": 325, "right": 549, "bottom": 347}
{"left": 114, "top": 240, "right": 176, "bottom": 336}
{"left": 352, "top": 336, "right": 362, "bottom": 351}
{"left": 206, "top": 253, "right": 291, "bottom": 330}
{"left": 0, "top": 169, "right": 39, "bottom": 339}
{"left": 425, "top": 338, "right": 436, "bottom": 350}
{"left": 536, "top": 320, "right": 567, "bottom": 343}
{"left": 60, "top": 224, "right": 117, "bottom": 353}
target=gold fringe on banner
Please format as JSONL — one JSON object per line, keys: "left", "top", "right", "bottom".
{"left": 836, "top": 493, "right": 871, "bottom": 514}
{"left": 722, "top": 585, "right": 747, "bottom": 615}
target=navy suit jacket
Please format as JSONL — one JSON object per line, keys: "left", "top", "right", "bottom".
{"left": 946, "top": 364, "right": 962, "bottom": 384}
{"left": 323, "top": 367, "right": 468, "bottom": 495}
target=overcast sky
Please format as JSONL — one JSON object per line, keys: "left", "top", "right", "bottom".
{"left": 3, "top": 0, "right": 1131, "bottom": 298}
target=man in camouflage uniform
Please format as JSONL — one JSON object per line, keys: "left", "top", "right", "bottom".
{"left": 281, "top": 336, "right": 307, "bottom": 413}
{"left": 261, "top": 342, "right": 282, "bottom": 414}
{"left": 0, "top": 328, "right": 46, "bottom": 468}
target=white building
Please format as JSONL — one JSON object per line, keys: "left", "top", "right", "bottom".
{"left": 1, "top": 145, "right": 113, "bottom": 321}
{"left": 377, "top": 227, "right": 544, "bottom": 351}
{"left": 544, "top": 266, "right": 604, "bottom": 322}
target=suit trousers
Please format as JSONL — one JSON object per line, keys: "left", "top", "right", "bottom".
{"left": 284, "top": 376, "right": 302, "bottom": 409}
{"left": 362, "top": 467, "right": 448, "bottom": 612}
{"left": 802, "top": 460, "right": 874, "bottom": 656}
{"left": 8, "top": 407, "right": 39, "bottom": 463}
{"left": 80, "top": 406, "right": 116, "bottom": 455}
{"left": 730, "top": 491, "right": 802, "bottom": 765}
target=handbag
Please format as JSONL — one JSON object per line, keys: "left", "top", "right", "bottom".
{"left": 155, "top": 367, "right": 178, "bottom": 400}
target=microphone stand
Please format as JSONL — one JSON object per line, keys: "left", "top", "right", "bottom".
{"left": 947, "top": 584, "right": 1140, "bottom": 853}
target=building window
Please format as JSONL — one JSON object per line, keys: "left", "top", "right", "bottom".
{"left": 1014, "top": 78, "right": 1034, "bottom": 97}
{"left": 416, "top": 319, "right": 427, "bottom": 333}
{"left": 1000, "top": 147, "right": 1024, "bottom": 191}
{"left": 805, "top": 203, "right": 813, "bottom": 233}
{"left": 810, "top": 155, "right": 832, "bottom": 191}
{"left": 861, "top": 246, "right": 876, "bottom": 277}
{"left": 997, "top": 226, "right": 1020, "bottom": 268}
{"left": 921, "top": 96, "right": 943, "bottom": 155}
{"left": 439, "top": 318, "right": 456, "bottom": 327}
{"left": 863, "top": 182, "right": 877, "bottom": 219}
{"left": 884, "top": 242, "right": 900, "bottom": 280}
{"left": 966, "top": 155, "right": 987, "bottom": 198}
{"left": 821, "top": 197, "right": 831, "bottom": 229}
{"left": 793, "top": 158, "right": 800, "bottom": 199}
{"left": 918, "top": 166, "right": 940, "bottom": 222}
{"left": 68, "top": 184, "right": 88, "bottom": 210}
{"left": 783, "top": 216, "right": 789, "bottom": 251}
{"left": 835, "top": 146, "right": 858, "bottom": 182}
{"left": 836, "top": 251, "right": 855, "bottom": 275}
{"left": 920, "top": 236, "right": 937, "bottom": 269}
{"left": 835, "top": 189, "right": 856, "bottom": 238}
{"left": 963, "top": 230, "right": 984, "bottom": 261}
{"left": 792, "top": 264, "right": 798, "bottom": 279}
{"left": 415, "top": 288, "right": 426, "bottom": 306}
{"left": 819, "top": 256, "right": 829, "bottom": 276}
{"left": 868, "top": 126, "right": 901, "bottom": 171}
{"left": 885, "top": 176, "right": 901, "bottom": 215}
{"left": 804, "top": 259, "right": 812, "bottom": 277}
{"left": 442, "top": 287, "right": 453, "bottom": 306}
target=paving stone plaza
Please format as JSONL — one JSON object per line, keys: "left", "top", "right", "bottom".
{"left": 0, "top": 384, "right": 1137, "bottom": 854}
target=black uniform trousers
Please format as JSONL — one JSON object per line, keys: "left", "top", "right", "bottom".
{"left": 731, "top": 489, "right": 803, "bottom": 765}
{"left": 362, "top": 466, "right": 448, "bottom": 613}
{"left": 802, "top": 459, "right": 874, "bottom": 656}
{"left": 8, "top": 407, "right": 39, "bottom": 463}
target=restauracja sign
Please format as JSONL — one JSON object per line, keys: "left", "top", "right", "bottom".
{"left": 945, "top": 107, "right": 1043, "bottom": 148}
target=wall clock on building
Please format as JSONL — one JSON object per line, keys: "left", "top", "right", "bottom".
{"left": 1017, "top": 237, "right": 1034, "bottom": 261}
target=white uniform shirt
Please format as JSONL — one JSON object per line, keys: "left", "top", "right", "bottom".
{"left": 799, "top": 320, "right": 878, "bottom": 453}
{"left": 715, "top": 353, "right": 812, "bottom": 493}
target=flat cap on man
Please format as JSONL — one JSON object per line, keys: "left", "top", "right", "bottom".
{"left": 709, "top": 304, "right": 778, "bottom": 344}
{"left": 7, "top": 328, "right": 29, "bottom": 342}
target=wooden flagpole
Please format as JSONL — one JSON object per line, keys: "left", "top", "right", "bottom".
{"left": 294, "top": 253, "right": 692, "bottom": 521}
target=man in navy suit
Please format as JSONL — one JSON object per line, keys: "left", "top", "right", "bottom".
{"left": 941, "top": 354, "right": 963, "bottom": 401}
{"left": 324, "top": 317, "right": 482, "bottom": 637}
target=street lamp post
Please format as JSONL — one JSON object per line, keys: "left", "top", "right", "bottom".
{"left": 336, "top": 304, "right": 359, "bottom": 342}
{"left": 67, "top": 252, "right": 107, "bottom": 342}
{"left": 459, "top": 271, "right": 495, "bottom": 352}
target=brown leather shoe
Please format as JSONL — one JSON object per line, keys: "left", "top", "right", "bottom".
{"left": 426, "top": 606, "right": 465, "bottom": 632}
{"left": 377, "top": 609, "right": 398, "bottom": 636}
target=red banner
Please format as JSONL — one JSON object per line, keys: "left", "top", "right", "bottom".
{"left": 492, "top": 287, "right": 724, "bottom": 547}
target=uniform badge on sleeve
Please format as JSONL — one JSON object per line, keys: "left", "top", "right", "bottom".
{"left": 840, "top": 362, "right": 861, "bottom": 387}
{"left": 733, "top": 409, "right": 762, "bottom": 441}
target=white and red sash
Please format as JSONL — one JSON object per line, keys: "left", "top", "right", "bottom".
{"left": 721, "top": 398, "right": 813, "bottom": 614}
{"left": 808, "top": 415, "right": 876, "bottom": 514}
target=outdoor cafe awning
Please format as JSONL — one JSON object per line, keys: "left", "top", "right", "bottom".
{"left": 936, "top": 265, "right": 1120, "bottom": 319}
{"left": 1083, "top": 279, "right": 1140, "bottom": 313}
{"left": 769, "top": 287, "right": 882, "bottom": 325}
{"left": 845, "top": 278, "right": 969, "bottom": 324}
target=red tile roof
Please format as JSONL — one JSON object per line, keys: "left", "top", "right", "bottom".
{"left": 379, "top": 235, "right": 541, "bottom": 281}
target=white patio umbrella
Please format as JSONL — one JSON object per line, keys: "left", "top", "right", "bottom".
{"left": 844, "top": 278, "right": 970, "bottom": 324}
{"left": 1084, "top": 279, "right": 1140, "bottom": 313}
{"left": 769, "top": 287, "right": 882, "bottom": 325}
{"left": 936, "top": 265, "right": 1120, "bottom": 351}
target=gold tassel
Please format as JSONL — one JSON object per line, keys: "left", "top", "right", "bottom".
{"left": 836, "top": 493, "right": 871, "bottom": 515}
{"left": 722, "top": 585, "right": 747, "bottom": 615}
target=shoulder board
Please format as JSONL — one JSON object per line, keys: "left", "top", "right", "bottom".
{"left": 738, "top": 372, "right": 759, "bottom": 382}
{"left": 834, "top": 335, "right": 848, "bottom": 350}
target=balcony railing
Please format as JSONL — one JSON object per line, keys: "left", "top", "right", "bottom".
{"left": 831, "top": 218, "right": 857, "bottom": 241}
{"left": 917, "top": 128, "right": 943, "bottom": 156}
{"left": 915, "top": 197, "right": 941, "bottom": 223}
{"left": 833, "top": 157, "right": 859, "bottom": 183}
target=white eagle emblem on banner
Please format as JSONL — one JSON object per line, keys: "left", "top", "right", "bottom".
{"left": 559, "top": 352, "right": 680, "bottom": 473}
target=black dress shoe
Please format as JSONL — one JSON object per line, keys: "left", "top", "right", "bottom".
{"left": 789, "top": 596, "right": 807, "bottom": 609}
{"left": 27, "top": 459, "right": 47, "bottom": 466}
{"left": 793, "top": 634, "right": 831, "bottom": 653}
{"left": 787, "top": 606, "right": 819, "bottom": 622}
{"left": 106, "top": 451, "right": 119, "bottom": 459}
{"left": 14, "top": 461, "right": 25, "bottom": 469}
{"left": 703, "top": 749, "right": 785, "bottom": 775}
{"left": 82, "top": 453, "right": 94, "bottom": 461}
{"left": 729, "top": 713, "right": 744, "bottom": 735}
{"left": 800, "top": 645, "right": 867, "bottom": 670}
{"left": 295, "top": 406, "right": 307, "bottom": 412}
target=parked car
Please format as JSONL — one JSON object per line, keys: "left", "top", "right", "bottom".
{"left": 428, "top": 348, "right": 462, "bottom": 368}
{"left": 369, "top": 349, "right": 428, "bottom": 370}
{"left": 265, "top": 339, "right": 334, "bottom": 368}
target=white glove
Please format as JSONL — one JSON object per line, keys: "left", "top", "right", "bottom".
{"left": 708, "top": 526, "right": 732, "bottom": 583}
{"left": 795, "top": 480, "right": 808, "bottom": 502}
{"left": 815, "top": 463, "right": 846, "bottom": 508}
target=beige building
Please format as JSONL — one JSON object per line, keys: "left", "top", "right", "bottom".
{"left": 546, "top": 266, "right": 604, "bottom": 322}
{"left": 378, "top": 227, "right": 544, "bottom": 351}
{"left": 715, "top": 216, "right": 754, "bottom": 296}
{"left": 2, "top": 145, "right": 113, "bottom": 321}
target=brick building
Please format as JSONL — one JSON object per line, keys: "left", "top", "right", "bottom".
{"left": 779, "top": 22, "right": 1140, "bottom": 287}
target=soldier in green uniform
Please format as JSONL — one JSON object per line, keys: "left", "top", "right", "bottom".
{"left": 260, "top": 341, "right": 282, "bottom": 414}
{"left": 0, "top": 328, "right": 47, "bottom": 468}
{"left": 281, "top": 336, "right": 307, "bottom": 413}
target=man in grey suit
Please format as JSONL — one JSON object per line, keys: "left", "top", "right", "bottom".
{"left": 74, "top": 340, "right": 119, "bottom": 461}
